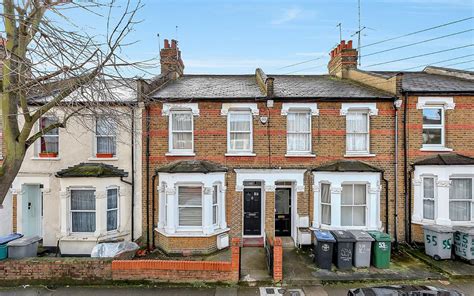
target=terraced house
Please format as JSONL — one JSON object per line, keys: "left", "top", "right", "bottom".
{"left": 139, "top": 39, "right": 402, "bottom": 255}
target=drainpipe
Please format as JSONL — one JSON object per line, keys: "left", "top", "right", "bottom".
{"left": 382, "top": 171, "right": 389, "bottom": 238}
{"left": 152, "top": 173, "right": 157, "bottom": 249}
{"left": 145, "top": 105, "right": 151, "bottom": 249}
{"left": 403, "top": 91, "right": 409, "bottom": 243}
{"left": 130, "top": 106, "right": 136, "bottom": 241}
{"left": 393, "top": 99, "right": 402, "bottom": 248}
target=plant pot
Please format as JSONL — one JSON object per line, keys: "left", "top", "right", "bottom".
{"left": 39, "top": 152, "right": 58, "bottom": 158}
{"left": 96, "top": 153, "right": 114, "bottom": 158}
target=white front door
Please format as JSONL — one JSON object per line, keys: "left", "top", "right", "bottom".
{"left": 22, "top": 184, "right": 42, "bottom": 237}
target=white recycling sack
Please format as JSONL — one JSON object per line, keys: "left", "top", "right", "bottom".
{"left": 91, "top": 241, "right": 139, "bottom": 258}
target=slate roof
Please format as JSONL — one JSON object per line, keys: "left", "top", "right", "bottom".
{"left": 369, "top": 70, "right": 474, "bottom": 93}
{"left": 312, "top": 160, "right": 383, "bottom": 172}
{"left": 412, "top": 153, "right": 474, "bottom": 166}
{"left": 56, "top": 163, "right": 128, "bottom": 178}
{"left": 156, "top": 160, "right": 228, "bottom": 173}
{"left": 151, "top": 74, "right": 394, "bottom": 100}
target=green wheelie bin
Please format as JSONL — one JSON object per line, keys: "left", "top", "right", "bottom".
{"left": 368, "top": 231, "right": 391, "bottom": 268}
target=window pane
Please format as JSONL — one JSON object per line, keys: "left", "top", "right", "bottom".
{"left": 97, "top": 136, "right": 116, "bottom": 154}
{"left": 172, "top": 113, "right": 192, "bottom": 131}
{"left": 276, "top": 190, "right": 290, "bottom": 214}
{"left": 213, "top": 186, "right": 218, "bottom": 204}
{"left": 347, "top": 112, "right": 368, "bottom": 133}
{"left": 288, "top": 112, "right": 310, "bottom": 132}
{"left": 423, "top": 178, "right": 435, "bottom": 199}
{"left": 107, "top": 189, "right": 118, "bottom": 209}
{"left": 288, "top": 133, "right": 310, "bottom": 152}
{"left": 422, "top": 128, "right": 442, "bottom": 145}
{"left": 178, "top": 187, "right": 202, "bottom": 206}
{"left": 230, "top": 113, "right": 251, "bottom": 131}
{"left": 213, "top": 205, "right": 218, "bottom": 225}
{"left": 341, "top": 185, "right": 353, "bottom": 205}
{"left": 354, "top": 185, "right": 366, "bottom": 205}
{"left": 321, "top": 204, "right": 331, "bottom": 225}
{"left": 71, "top": 190, "right": 95, "bottom": 211}
{"left": 423, "top": 109, "right": 442, "bottom": 125}
{"left": 450, "top": 179, "right": 472, "bottom": 200}
{"left": 40, "top": 135, "right": 58, "bottom": 153}
{"left": 179, "top": 207, "right": 202, "bottom": 226}
{"left": 450, "top": 201, "right": 471, "bottom": 221}
{"left": 96, "top": 117, "right": 116, "bottom": 136}
{"left": 341, "top": 207, "right": 352, "bottom": 226}
{"left": 347, "top": 134, "right": 368, "bottom": 152}
{"left": 353, "top": 207, "right": 366, "bottom": 226}
{"left": 40, "top": 117, "right": 59, "bottom": 135}
{"left": 107, "top": 210, "right": 118, "bottom": 231}
{"left": 423, "top": 200, "right": 435, "bottom": 220}
{"left": 72, "top": 212, "right": 96, "bottom": 232}
{"left": 230, "top": 132, "right": 250, "bottom": 150}
{"left": 172, "top": 132, "right": 193, "bottom": 149}
{"left": 321, "top": 184, "right": 331, "bottom": 204}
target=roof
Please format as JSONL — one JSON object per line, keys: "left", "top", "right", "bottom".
{"left": 151, "top": 74, "right": 394, "bottom": 100}
{"left": 56, "top": 163, "right": 129, "bottom": 178}
{"left": 412, "top": 153, "right": 474, "bottom": 166}
{"left": 312, "top": 160, "right": 383, "bottom": 172}
{"left": 369, "top": 69, "right": 474, "bottom": 93}
{"left": 156, "top": 160, "right": 228, "bottom": 173}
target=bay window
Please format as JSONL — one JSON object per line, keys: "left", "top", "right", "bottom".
{"left": 449, "top": 178, "right": 473, "bottom": 222}
{"left": 212, "top": 185, "right": 219, "bottom": 226}
{"left": 228, "top": 111, "right": 252, "bottom": 153}
{"left": 178, "top": 186, "right": 202, "bottom": 227}
{"left": 287, "top": 111, "right": 311, "bottom": 154}
{"left": 107, "top": 188, "right": 119, "bottom": 231}
{"left": 423, "top": 177, "right": 435, "bottom": 220}
{"left": 70, "top": 189, "right": 96, "bottom": 233}
{"left": 341, "top": 184, "right": 367, "bottom": 227}
{"left": 320, "top": 183, "right": 331, "bottom": 225}
{"left": 170, "top": 111, "right": 193, "bottom": 153}
{"left": 96, "top": 117, "right": 116, "bottom": 156}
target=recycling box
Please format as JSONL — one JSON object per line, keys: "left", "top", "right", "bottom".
{"left": 453, "top": 226, "right": 474, "bottom": 264}
{"left": 7, "top": 236, "right": 41, "bottom": 259}
{"left": 0, "top": 233, "right": 23, "bottom": 260}
{"left": 368, "top": 231, "right": 391, "bottom": 269}
{"left": 423, "top": 225, "right": 454, "bottom": 260}
{"left": 330, "top": 230, "right": 356, "bottom": 270}
{"left": 349, "top": 230, "right": 374, "bottom": 268}
{"left": 313, "top": 230, "right": 336, "bottom": 270}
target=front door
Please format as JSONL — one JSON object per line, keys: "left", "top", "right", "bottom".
{"left": 275, "top": 188, "right": 291, "bottom": 237}
{"left": 243, "top": 188, "right": 262, "bottom": 236}
{"left": 22, "top": 184, "right": 42, "bottom": 237}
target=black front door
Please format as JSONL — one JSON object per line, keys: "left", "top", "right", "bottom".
{"left": 243, "top": 188, "right": 262, "bottom": 236}
{"left": 275, "top": 188, "right": 291, "bottom": 237}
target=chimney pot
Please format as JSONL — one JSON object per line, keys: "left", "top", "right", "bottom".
{"left": 348, "top": 40, "right": 353, "bottom": 49}
{"left": 164, "top": 39, "right": 170, "bottom": 48}
{"left": 171, "top": 39, "right": 177, "bottom": 49}
{"left": 327, "top": 39, "right": 358, "bottom": 77}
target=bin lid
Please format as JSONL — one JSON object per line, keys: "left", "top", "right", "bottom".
{"left": 453, "top": 226, "right": 474, "bottom": 235}
{"left": 367, "top": 231, "right": 391, "bottom": 242}
{"left": 330, "top": 230, "right": 356, "bottom": 242}
{"left": 0, "top": 233, "right": 23, "bottom": 245}
{"left": 313, "top": 230, "right": 336, "bottom": 242}
{"left": 7, "top": 236, "right": 41, "bottom": 247}
{"left": 423, "top": 224, "right": 453, "bottom": 233}
{"left": 348, "top": 230, "right": 375, "bottom": 242}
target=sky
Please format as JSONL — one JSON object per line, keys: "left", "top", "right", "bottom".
{"left": 34, "top": 0, "right": 474, "bottom": 76}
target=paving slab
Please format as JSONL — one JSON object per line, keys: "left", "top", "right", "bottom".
{"left": 240, "top": 247, "right": 272, "bottom": 284}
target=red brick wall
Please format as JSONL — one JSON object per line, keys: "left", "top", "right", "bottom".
{"left": 272, "top": 237, "right": 283, "bottom": 282}
{"left": 143, "top": 100, "right": 397, "bottom": 251}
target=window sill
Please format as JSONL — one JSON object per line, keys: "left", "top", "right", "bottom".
{"left": 31, "top": 157, "right": 61, "bottom": 161}
{"left": 61, "top": 231, "right": 128, "bottom": 241}
{"left": 311, "top": 225, "right": 379, "bottom": 231}
{"left": 155, "top": 227, "right": 230, "bottom": 238}
{"left": 88, "top": 157, "right": 119, "bottom": 161}
{"left": 344, "top": 153, "right": 376, "bottom": 158}
{"left": 420, "top": 147, "right": 453, "bottom": 152}
{"left": 225, "top": 152, "right": 256, "bottom": 157}
{"left": 165, "top": 152, "right": 196, "bottom": 157}
{"left": 285, "top": 153, "right": 316, "bottom": 158}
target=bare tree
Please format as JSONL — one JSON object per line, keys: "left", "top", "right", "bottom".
{"left": 0, "top": 0, "right": 151, "bottom": 204}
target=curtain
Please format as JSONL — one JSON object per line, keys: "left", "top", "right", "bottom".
{"left": 287, "top": 112, "right": 310, "bottom": 152}
{"left": 321, "top": 183, "right": 331, "bottom": 225}
{"left": 212, "top": 185, "right": 219, "bottom": 225}
{"left": 341, "top": 184, "right": 366, "bottom": 226}
{"left": 450, "top": 179, "right": 472, "bottom": 221}
{"left": 172, "top": 113, "right": 193, "bottom": 150}
{"left": 107, "top": 189, "right": 118, "bottom": 231}
{"left": 346, "top": 112, "right": 368, "bottom": 152}
{"left": 40, "top": 117, "right": 59, "bottom": 153}
{"left": 71, "top": 190, "right": 96, "bottom": 233}
{"left": 178, "top": 187, "right": 202, "bottom": 226}
{"left": 230, "top": 113, "right": 251, "bottom": 151}
{"left": 423, "top": 178, "right": 435, "bottom": 219}
{"left": 96, "top": 117, "right": 116, "bottom": 154}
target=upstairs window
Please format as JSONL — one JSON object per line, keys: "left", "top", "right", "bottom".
{"left": 422, "top": 107, "right": 444, "bottom": 147}
{"left": 423, "top": 177, "right": 435, "bottom": 220}
{"left": 96, "top": 117, "right": 116, "bottom": 157}
{"left": 178, "top": 186, "right": 202, "bottom": 227}
{"left": 346, "top": 111, "right": 369, "bottom": 155}
{"left": 287, "top": 111, "right": 311, "bottom": 154}
{"left": 450, "top": 178, "right": 473, "bottom": 222}
{"left": 107, "top": 188, "right": 119, "bottom": 231}
{"left": 70, "top": 189, "right": 96, "bottom": 233}
{"left": 341, "top": 184, "right": 367, "bottom": 227}
{"left": 39, "top": 117, "right": 59, "bottom": 157}
{"left": 170, "top": 111, "right": 193, "bottom": 154}
{"left": 228, "top": 111, "right": 252, "bottom": 153}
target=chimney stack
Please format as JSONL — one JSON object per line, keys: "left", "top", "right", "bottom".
{"left": 327, "top": 40, "right": 358, "bottom": 78}
{"left": 160, "top": 38, "right": 184, "bottom": 79}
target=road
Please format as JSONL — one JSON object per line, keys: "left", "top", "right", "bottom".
{"left": 0, "top": 280, "right": 472, "bottom": 296}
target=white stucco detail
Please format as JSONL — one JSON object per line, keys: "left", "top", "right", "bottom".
{"left": 281, "top": 103, "right": 319, "bottom": 116}
{"left": 416, "top": 97, "right": 455, "bottom": 110}
{"left": 234, "top": 169, "right": 306, "bottom": 191}
{"left": 220, "top": 103, "right": 259, "bottom": 116}
{"left": 412, "top": 165, "right": 474, "bottom": 227}
{"left": 340, "top": 103, "right": 378, "bottom": 116}
{"left": 162, "top": 102, "right": 200, "bottom": 116}
{"left": 312, "top": 171, "right": 382, "bottom": 231}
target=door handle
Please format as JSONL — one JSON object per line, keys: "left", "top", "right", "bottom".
{"left": 247, "top": 213, "right": 257, "bottom": 217}
{"left": 28, "top": 202, "right": 32, "bottom": 210}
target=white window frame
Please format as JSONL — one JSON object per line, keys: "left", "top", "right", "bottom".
{"left": 341, "top": 183, "right": 368, "bottom": 227}
{"left": 168, "top": 110, "right": 194, "bottom": 155}
{"left": 226, "top": 110, "right": 254, "bottom": 155}
{"left": 212, "top": 184, "right": 219, "bottom": 227}
{"left": 106, "top": 186, "right": 119, "bottom": 232}
{"left": 449, "top": 177, "right": 474, "bottom": 223}
{"left": 37, "top": 116, "right": 60, "bottom": 157}
{"left": 320, "top": 182, "right": 331, "bottom": 226}
{"left": 345, "top": 110, "right": 370, "bottom": 155}
{"left": 177, "top": 185, "right": 203, "bottom": 230}
{"left": 286, "top": 110, "right": 312, "bottom": 155}
{"left": 421, "top": 106, "right": 445, "bottom": 149}
{"left": 69, "top": 188, "right": 96, "bottom": 234}
{"left": 95, "top": 116, "right": 117, "bottom": 157}
{"left": 422, "top": 176, "right": 436, "bottom": 221}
